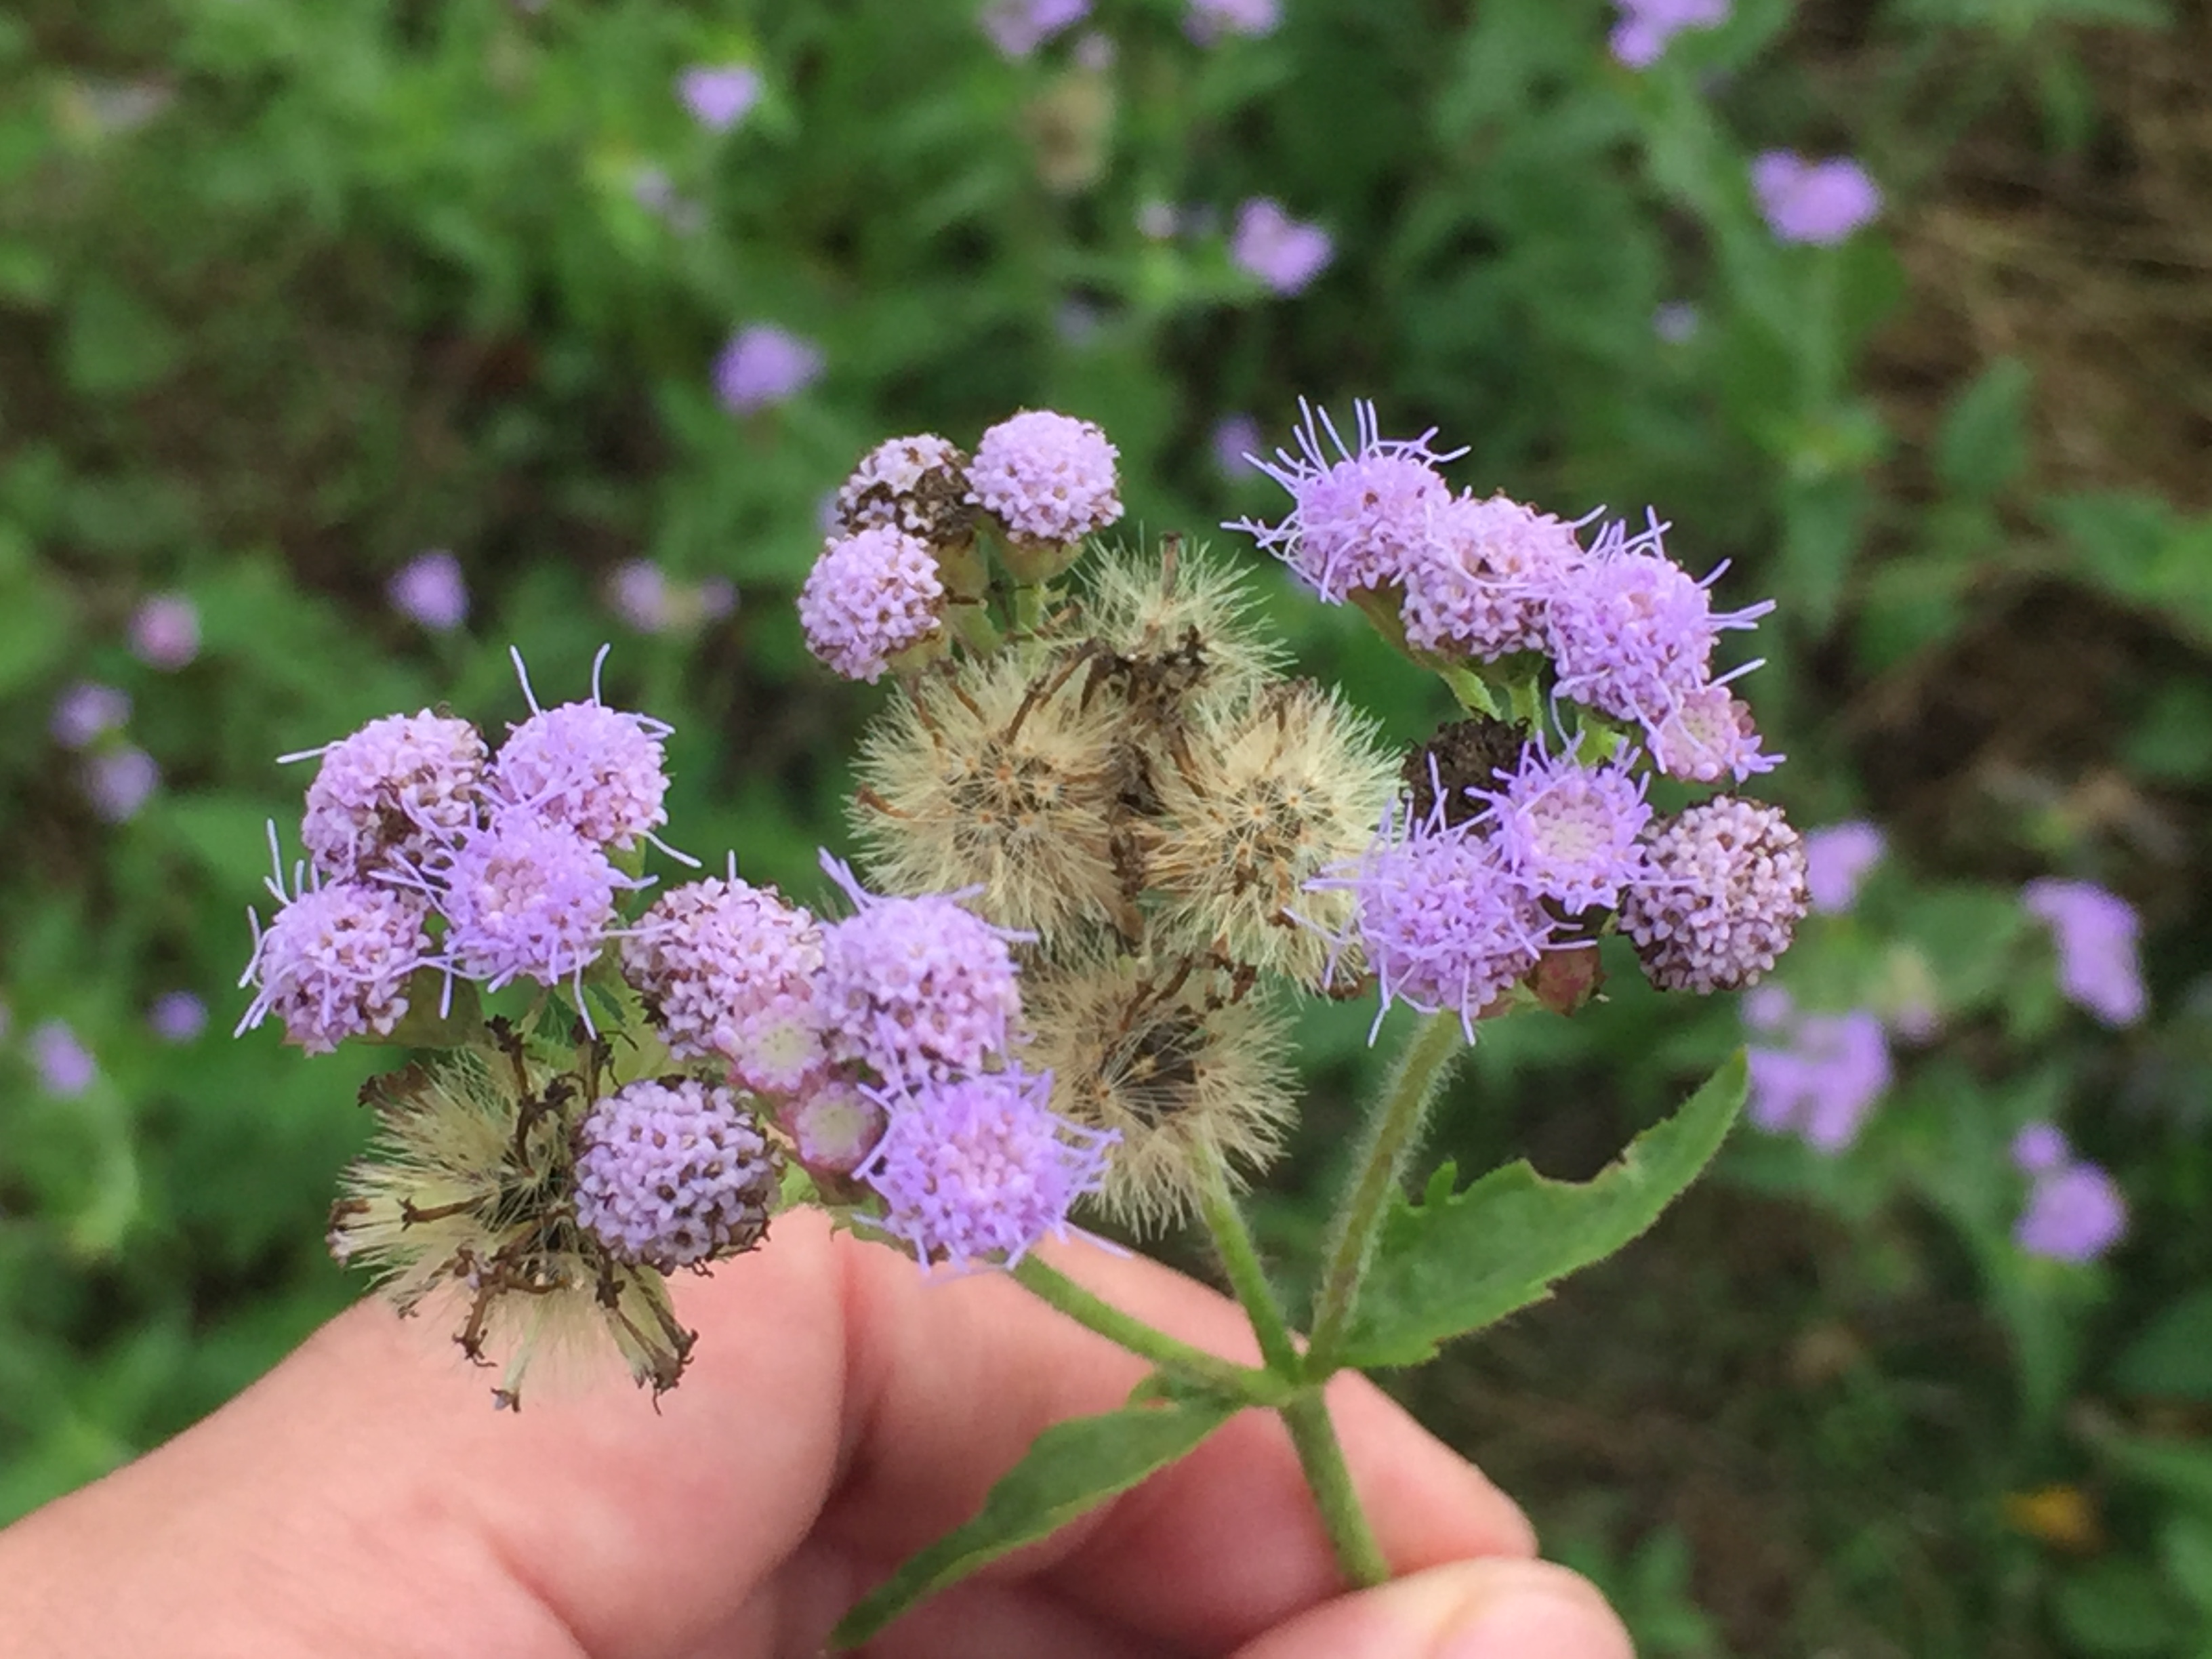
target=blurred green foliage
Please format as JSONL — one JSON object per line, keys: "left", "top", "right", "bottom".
{"left": 3, "top": 0, "right": 2210, "bottom": 1653}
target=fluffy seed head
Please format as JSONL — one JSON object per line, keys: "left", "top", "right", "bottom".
{"left": 622, "top": 877, "right": 827, "bottom": 1093}
{"left": 1025, "top": 952, "right": 1296, "bottom": 1232}
{"left": 1647, "top": 684, "right": 1780, "bottom": 785}
{"left": 1313, "top": 802, "right": 1553, "bottom": 1038}
{"left": 817, "top": 857, "right": 1026, "bottom": 1082}
{"left": 1620, "top": 796, "right": 1808, "bottom": 993}
{"left": 968, "top": 409, "right": 1124, "bottom": 546}
{"left": 835, "top": 434, "right": 977, "bottom": 545}
{"left": 1399, "top": 492, "right": 1586, "bottom": 660}
{"left": 798, "top": 527, "right": 947, "bottom": 683}
{"left": 1475, "top": 743, "right": 1651, "bottom": 912}
{"left": 241, "top": 878, "right": 430, "bottom": 1054}
{"left": 1231, "top": 400, "right": 1460, "bottom": 602}
{"left": 851, "top": 651, "right": 1122, "bottom": 935}
{"left": 1078, "top": 541, "right": 1286, "bottom": 714}
{"left": 858, "top": 1066, "right": 1115, "bottom": 1269}
{"left": 298, "top": 711, "right": 489, "bottom": 880}
{"left": 435, "top": 814, "right": 629, "bottom": 993}
{"left": 574, "top": 1078, "right": 781, "bottom": 1271}
{"left": 1149, "top": 679, "right": 1400, "bottom": 989}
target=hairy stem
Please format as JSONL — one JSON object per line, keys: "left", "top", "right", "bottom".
{"left": 1307, "top": 1012, "right": 1467, "bottom": 1371}
{"left": 1193, "top": 1145, "right": 1301, "bottom": 1378}
{"left": 1012, "top": 1256, "right": 1286, "bottom": 1402}
{"left": 1279, "top": 1388, "right": 1391, "bottom": 1588}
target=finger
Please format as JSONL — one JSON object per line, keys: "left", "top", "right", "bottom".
{"left": 1227, "top": 1559, "right": 1635, "bottom": 1659}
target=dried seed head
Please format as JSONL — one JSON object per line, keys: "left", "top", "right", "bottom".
{"left": 328, "top": 1047, "right": 697, "bottom": 1405}
{"left": 1401, "top": 716, "right": 1530, "bottom": 830}
{"left": 1023, "top": 951, "right": 1296, "bottom": 1233}
{"left": 1078, "top": 541, "right": 1284, "bottom": 718}
{"left": 850, "top": 649, "right": 1124, "bottom": 934}
{"left": 834, "top": 432, "right": 978, "bottom": 546}
{"left": 1148, "top": 680, "right": 1398, "bottom": 990}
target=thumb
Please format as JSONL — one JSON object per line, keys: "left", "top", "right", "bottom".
{"left": 1230, "top": 1558, "right": 1635, "bottom": 1659}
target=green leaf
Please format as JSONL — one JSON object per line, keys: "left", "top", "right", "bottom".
{"left": 832, "top": 1387, "right": 1240, "bottom": 1649}
{"left": 2115, "top": 1287, "right": 2212, "bottom": 1401}
{"left": 1936, "top": 356, "right": 2032, "bottom": 499}
{"left": 1338, "top": 1052, "right": 1746, "bottom": 1369}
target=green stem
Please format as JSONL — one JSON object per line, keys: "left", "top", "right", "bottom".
{"left": 1193, "top": 1145, "right": 1301, "bottom": 1378}
{"left": 1012, "top": 1256, "right": 1286, "bottom": 1403}
{"left": 1280, "top": 1389, "right": 1391, "bottom": 1589}
{"left": 1307, "top": 1012, "right": 1467, "bottom": 1371}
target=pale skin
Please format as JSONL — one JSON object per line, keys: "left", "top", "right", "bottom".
{"left": 0, "top": 1214, "right": 1631, "bottom": 1658}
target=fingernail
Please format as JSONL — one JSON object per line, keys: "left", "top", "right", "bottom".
{"left": 1434, "top": 1584, "right": 1626, "bottom": 1659}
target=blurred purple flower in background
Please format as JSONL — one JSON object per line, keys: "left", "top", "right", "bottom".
{"left": 30, "top": 1020, "right": 97, "bottom": 1096}
{"left": 1231, "top": 199, "right": 1333, "bottom": 295}
{"left": 1654, "top": 301, "right": 1700, "bottom": 342}
{"left": 2010, "top": 1122, "right": 2071, "bottom": 1176}
{"left": 609, "top": 560, "right": 673, "bottom": 632}
{"left": 1212, "top": 413, "right": 1263, "bottom": 478}
{"left": 715, "top": 325, "right": 823, "bottom": 414}
{"left": 84, "top": 746, "right": 159, "bottom": 822}
{"left": 2023, "top": 878, "right": 2146, "bottom": 1027}
{"left": 1136, "top": 199, "right": 1183, "bottom": 240}
{"left": 1752, "top": 152, "right": 1882, "bottom": 245}
{"left": 388, "top": 550, "right": 469, "bottom": 632}
{"left": 2015, "top": 1146, "right": 2127, "bottom": 1264}
{"left": 981, "top": 0, "right": 1090, "bottom": 57}
{"left": 1188, "top": 0, "right": 1281, "bottom": 43}
{"left": 51, "top": 682, "right": 131, "bottom": 750}
{"left": 1072, "top": 31, "right": 1115, "bottom": 71}
{"left": 1610, "top": 0, "right": 1728, "bottom": 68}
{"left": 129, "top": 593, "right": 200, "bottom": 670}
{"left": 149, "top": 991, "right": 208, "bottom": 1044}
{"left": 1803, "top": 820, "right": 1885, "bottom": 914}
{"left": 678, "top": 64, "right": 761, "bottom": 131}
{"left": 630, "top": 167, "right": 704, "bottom": 234}
{"left": 1746, "top": 996, "right": 1891, "bottom": 1151}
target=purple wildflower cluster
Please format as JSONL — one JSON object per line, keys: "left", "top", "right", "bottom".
{"left": 715, "top": 323, "right": 824, "bottom": 414}
{"left": 981, "top": 0, "right": 1090, "bottom": 58}
{"left": 1187, "top": 0, "right": 1279, "bottom": 41}
{"left": 1231, "top": 199, "right": 1334, "bottom": 295}
{"left": 51, "top": 681, "right": 161, "bottom": 823}
{"left": 240, "top": 649, "right": 671, "bottom": 1052}
{"left": 2009, "top": 1123, "right": 2126, "bottom": 1263}
{"left": 1743, "top": 986, "right": 1891, "bottom": 1151}
{"left": 1609, "top": 0, "right": 1727, "bottom": 68}
{"left": 2023, "top": 878, "right": 2147, "bottom": 1028}
{"left": 389, "top": 550, "right": 469, "bottom": 632}
{"left": 1751, "top": 152, "right": 1882, "bottom": 246}
{"left": 575, "top": 1078, "right": 780, "bottom": 1271}
{"left": 800, "top": 410, "right": 1124, "bottom": 681}
{"left": 1233, "top": 401, "right": 1805, "bottom": 1035}
{"left": 678, "top": 64, "right": 761, "bottom": 132}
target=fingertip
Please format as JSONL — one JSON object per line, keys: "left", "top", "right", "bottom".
{"left": 1231, "top": 1558, "right": 1635, "bottom": 1659}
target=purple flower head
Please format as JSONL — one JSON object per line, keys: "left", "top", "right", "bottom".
{"left": 678, "top": 64, "right": 762, "bottom": 132}
{"left": 1311, "top": 799, "right": 1553, "bottom": 1040}
{"left": 30, "top": 1020, "right": 98, "bottom": 1097}
{"left": 1187, "top": 0, "right": 1282, "bottom": 43}
{"left": 981, "top": 0, "right": 1090, "bottom": 57}
{"left": 1620, "top": 796, "right": 1808, "bottom": 994}
{"left": 622, "top": 874, "right": 827, "bottom": 1094}
{"left": 1609, "top": 0, "right": 1728, "bottom": 68}
{"left": 52, "top": 682, "right": 131, "bottom": 750}
{"left": 967, "top": 409, "right": 1124, "bottom": 547}
{"left": 1211, "top": 413, "right": 1263, "bottom": 479}
{"left": 431, "top": 813, "right": 634, "bottom": 996}
{"left": 2023, "top": 878, "right": 2147, "bottom": 1027}
{"left": 574, "top": 1078, "right": 779, "bottom": 1271}
{"left": 83, "top": 746, "right": 160, "bottom": 823}
{"left": 781, "top": 1078, "right": 887, "bottom": 1177}
{"left": 817, "top": 854, "right": 1027, "bottom": 1084}
{"left": 1746, "top": 1006, "right": 1889, "bottom": 1151}
{"left": 239, "top": 857, "right": 430, "bottom": 1055}
{"left": 714, "top": 324, "right": 823, "bottom": 414}
{"left": 2015, "top": 1160, "right": 2127, "bottom": 1264}
{"left": 491, "top": 648, "right": 674, "bottom": 853}
{"left": 798, "top": 527, "right": 946, "bottom": 683}
{"left": 1752, "top": 152, "right": 1882, "bottom": 246}
{"left": 608, "top": 560, "right": 673, "bottom": 633}
{"left": 129, "top": 593, "right": 200, "bottom": 671}
{"left": 1474, "top": 743, "right": 1651, "bottom": 912}
{"left": 1647, "top": 683, "right": 1780, "bottom": 785}
{"left": 858, "top": 1067, "right": 1114, "bottom": 1270}
{"left": 1231, "top": 400, "right": 1463, "bottom": 603}
{"left": 1803, "top": 821, "right": 1886, "bottom": 914}
{"left": 148, "top": 990, "right": 207, "bottom": 1044}
{"left": 291, "top": 710, "right": 488, "bottom": 882}
{"left": 2011, "top": 1122, "right": 2070, "bottom": 1176}
{"left": 1546, "top": 518, "right": 1772, "bottom": 725}
{"left": 1230, "top": 198, "right": 1333, "bottom": 295}
{"left": 388, "top": 550, "right": 469, "bottom": 632}
{"left": 1399, "top": 491, "right": 1588, "bottom": 660}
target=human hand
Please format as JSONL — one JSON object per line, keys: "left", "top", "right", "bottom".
{"left": 0, "top": 1213, "right": 1630, "bottom": 1658}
